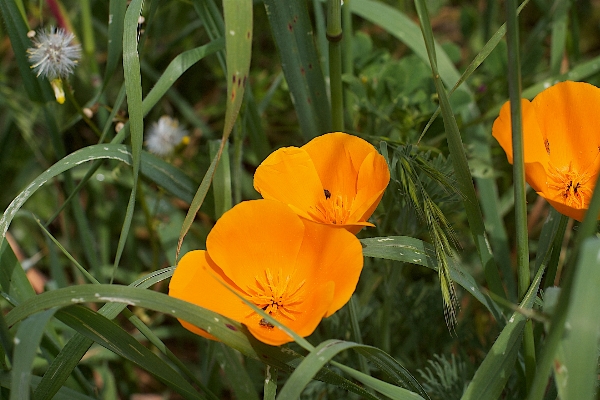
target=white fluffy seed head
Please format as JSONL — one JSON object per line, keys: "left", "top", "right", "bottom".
{"left": 27, "top": 27, "right": 81, "bottom": 80}
{"left": 145, "top": 116, "right": 188, "bottom": 157}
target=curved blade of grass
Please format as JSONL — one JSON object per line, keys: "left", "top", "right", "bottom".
{"left": 114, "top": 0, "right": 145, "bottom": 282}
{"left": 419, "top": 0, "right": 531, "bottom": 140}
{"left": 556, "top": 238, "right": 600, "bottom": 400}
{"left": 0, "top": 373, "right": 95, "bottom": 400}
{"left": 0, "top": 0, "right": 53, "bottom": 102}
{"left": 262, "top": 0, "right": 331, "bottom": 140}
{"left": 56, "top": 305, "right": 204, "bottom": 400}
{"left": 413, "top": 0, "right": 505, "bottom": 299}
{"left": 176, "top": 0, "right": 252, "bottom": 261}
{"left": 361, "top": 236, "right": 502, "bottom": 321}
{"left": 103, "top": 0, "right": 127, "bottom": 87}
{"left": 10, "top": 308, "right": 58, "bottom": 400}
{"left": 216, "top": 344, "right": 260, "bottom": 400}
{"left": 0, "top": 144, "right": 197, "bottom": 248}
{"left": 461, "top": 265, "right": 544, "bottom": 399}
{"left": 278, "top": 340, "right": 426, "bottom": 400}
{"left": 33, "top": 267, "right": 176, "bottom": 400}
{"left": 8, "top": 284, "right": 377, "bottom": 400}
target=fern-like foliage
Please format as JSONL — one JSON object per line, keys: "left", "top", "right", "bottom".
{"left": 418, "top": 353, "right": 470, "bottom": 400}
{"left": 382, "top": 142, "right": 462, "bottom": 327}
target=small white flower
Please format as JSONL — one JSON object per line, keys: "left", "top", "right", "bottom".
{"left": 27, "top": 27, "right": 81, "bottom": 80}
{"left": 145, "top": 116, "right": 188, "bottom": 156}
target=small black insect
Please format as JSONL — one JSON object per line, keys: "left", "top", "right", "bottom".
{"left": 324, "top": 189, "right": 331, "bottom": 199}
{"left": 259, "top": 318, "right": 274, "bottom": 328}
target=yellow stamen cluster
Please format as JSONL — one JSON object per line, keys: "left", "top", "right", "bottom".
{"left": 246, "top": 268, "right": 306, "bottom": 324}
{"left": 547, "top": 162, "right": 592, "bottom": 208}
{"left": 310, "top": 190, "right": 352, "bottom": 225}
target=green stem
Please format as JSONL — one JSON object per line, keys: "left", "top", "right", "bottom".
{"left": 327, "top": 0, "right": 344, "bottom": 131}
{"left": 263, "top": 366, "right": 278, "bottom": 400}
{"left": 342, "top": 0, "right": 355, "bottom": 126}
{"left": 505, "top": 0, "right": 535, "bottom": 387}
{"left": 528, "top": 176, "right": 600, "bottom": 399}
{"left": 348, "top": 295, "right": 370, "bottom": 375}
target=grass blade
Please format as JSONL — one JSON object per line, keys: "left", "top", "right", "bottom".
{"left": 361, "top": 236, "right": 502, "bottom": 321}
{"left": 262, "top": 0, "right": 331, "bottom": 140}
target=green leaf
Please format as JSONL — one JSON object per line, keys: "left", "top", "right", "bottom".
{"left": 10, "top": 308, "right": 58, "bottom": 400}
{"left": 556, "top": 238, "right": 600, "bottom": 400}
{"left": 361, "top": 236, "right": 502, "bottom": 321}
{"left": 33, "top": 268, "right": 175, "bottom": 400}
{"left": 8, "top": 284, "right": 379, "bottom": 400}
{"left": 279, "top": 340, "right": 427, "bottom": 400}
{"left": 56, "top": 305, "right": 204, "bottom": 400}
{"left": 461, "top": 266, "right": 544, "bottom": 399}
{"left": 0, "top": 144, "right": 197, "bottom": 250}
{"left": 176, "top": 0, "right": 252, "bottom": 260}
{"left": 114, "top": 0, "right": 145, "bottom": 279}
{"left": 262, "top": 0, "right": 331, "bottom": 140}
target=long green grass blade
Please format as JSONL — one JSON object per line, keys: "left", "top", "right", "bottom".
{"left": 461, "top": 266, "right": 544, "bottom": 399}
{"left": 361, "top": 236, "right": 502, "bottom": 321}
{"left": 262, "top": 0, "right": 331, "bottom": 140}
{"left": 0, "top": 144, "right": 197, "bottom": 249}
{"left": 114, "top": 0, "right": 145, "bottom": 280}
{"left": 0, "top": 373, "right": 95, "bottom": 400}
{"left": 103, "top": 0, "right": 127, "bottom": 86}
{"left": 216, "top": 344, "right": 260, "bottom": 400}
{"left": 556, "top": 238, "right": 600, "bottom": 400}
{"left": 56, "top": 305, "right": 204, "bottom": 400}
{"left": 10, "top": 308, "right": 58, "bottom": 400}
{"left": 7, "top": 284, "right": 381, "bottom": 400}
{"left": 176, "top": 0, "right": 252, "bottom": 260}
{"left": 33, "top": 268, "right": 175, "bottom": 400}
{"left": 412, "top": 0, "right": 505, "bottom": 299}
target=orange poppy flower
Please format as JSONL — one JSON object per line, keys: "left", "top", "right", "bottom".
{"left": 493, "top": 81, "right": 600, "bottom": 221}
{"left": 253, "top": 132, "right": 390, "bottom": 234}
{"left": 168, "top": 199, "right": 363, "bottom": 346}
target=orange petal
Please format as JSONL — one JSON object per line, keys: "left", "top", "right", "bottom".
{"left": 524, "top": 161, "right": 548, "bottom": 194}
{"left": 206, "top": 199, "right": 306, "bottom": 289}
{"left": 169, "top": 250, "right": 251, "bottom": 340}
{"left": 532, "top": 81, "right": 600, "bottom": 172}
{"left": 544, "top": 197, "right": 587, "bottom": 222}
{"left": 244, "top": 281, "right": 334, "bottom": 346}
{"left": 253, "top": 147, "right": 323, "bottom": 220}
{"left": 492, "top": 99, "right": 547, "bottom": 165}
{"left": 295, "top": 220, "right": 364, "bottom": 317}
{"left": 348, "top": 150, "right": 390, "bottom": 225}
{"left": 302, "top": 132, "right": 376, "bottom": 198}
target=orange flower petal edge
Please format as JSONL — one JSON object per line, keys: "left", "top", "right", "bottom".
{"left": 492, "top": 81, "right": 600, "bottom": 221}
{"left": 168, "top": 199, "right": 364, "bottom": 346}
{"left": 254, "top": 132, "right": 390, "bottom": 232}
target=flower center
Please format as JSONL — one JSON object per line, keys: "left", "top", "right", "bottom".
{"left": 246, "top": 268, "right": 306, "bottom": 329}
{"left": 547, "top": 162, "right": 593, "bottom": 208}
{"left": 308, "top": 189, "right": 352, "bottom": 225}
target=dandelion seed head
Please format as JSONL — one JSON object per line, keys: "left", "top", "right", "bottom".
{"left": 145, "top": 116, "right": 188, "bottom": 157}
{"left": 27, "top": 27, "right": 81, "bottom": 80}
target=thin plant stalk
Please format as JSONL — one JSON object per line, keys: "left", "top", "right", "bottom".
{"left": 327, "top": 0, "right": 344, "bottom": 131}
{"left": 505, "top": 0, "right": 535, "bottom": 387}
{"left": 528, "top": 170, "right": 600, "bottom": 400}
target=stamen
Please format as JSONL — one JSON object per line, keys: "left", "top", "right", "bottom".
{"left": 547, "top": 162, "right": 592, "bottom": 208}
{"left": 308, "top": 191, "right": 352, "bottom": 224}
{"left": 245, "top": 268, "right": 306, "bottom": 328}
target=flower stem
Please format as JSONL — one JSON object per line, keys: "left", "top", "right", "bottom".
{"left": 505, "top": 0, "right": 535, "bottom": 388}
{"left": 327, "top": 0, "right": 344, "bottom": 131}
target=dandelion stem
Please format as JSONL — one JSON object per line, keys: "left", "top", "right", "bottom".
{"left": 64, "top": 83, "right": 102, "bottom": 138}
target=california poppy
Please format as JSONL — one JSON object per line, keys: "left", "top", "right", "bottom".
{"left": 168, "top": 199, "right": 363, "bottom": 346}
{"left": 253, "top": 132, "right": 390, "bottom": 233}
{"left": 493, "top": 81, "right": 600, "bottom": 221}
